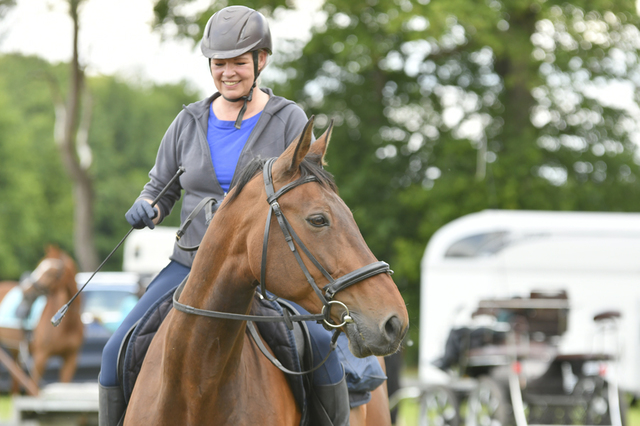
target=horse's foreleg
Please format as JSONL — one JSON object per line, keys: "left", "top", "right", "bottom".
{"left": 31, "top": 352, "right": 49, "bottom": 387}
{"left": 364, "top": 379, "right": 392, "bottom": 426}
{"left": 59, "top": 351, "right": 79, "bottom": 382}
{"left": 350, "top": 404, "right": 366, "bottom": 425}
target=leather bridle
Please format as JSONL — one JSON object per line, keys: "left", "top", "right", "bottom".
{"left": 173, "top": 157, "right": 392, "bottom": 330}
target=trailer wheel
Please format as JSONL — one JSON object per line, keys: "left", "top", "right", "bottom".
{"left": 465, "top": 377, "right": 510, "bottom": 426}
{"left": 419, "top": 385, "right": 460, "bottom": 426}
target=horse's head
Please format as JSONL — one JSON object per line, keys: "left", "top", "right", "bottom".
{"left": 225, "top": 117, "right": 408, "bottom": 357}
{"left": 20, "top": 246, "right": 77, "bottom": 303}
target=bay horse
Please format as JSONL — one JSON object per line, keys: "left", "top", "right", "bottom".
{"left": 0, "top": 246, "right": 83, "bottom": 391}
{"left": 125, "top": 117, "right": 409, "bottom": 426}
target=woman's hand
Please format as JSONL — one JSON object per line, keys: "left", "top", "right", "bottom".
{"left": 125, "top": 199, "right": 158, "bottom": 229}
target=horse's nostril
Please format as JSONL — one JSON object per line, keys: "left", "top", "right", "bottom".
{"left": 384, "top": 315, "right": 402, "bottom": 342}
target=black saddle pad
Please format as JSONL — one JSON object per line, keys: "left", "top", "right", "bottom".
{"left": 118, "top": 286, "right": 310, "bottom": 416}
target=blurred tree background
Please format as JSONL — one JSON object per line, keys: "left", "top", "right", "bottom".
{"left": 2, "top": 0, "right": 640, "bottom": 366}
{"left": 0, "top": 53, "right": 197, "bottom": 277}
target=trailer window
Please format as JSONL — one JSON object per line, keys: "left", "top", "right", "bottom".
{"left": 445, "top": 231, "right": 509, "bottom": 257}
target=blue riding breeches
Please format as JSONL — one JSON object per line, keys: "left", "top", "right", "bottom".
{"left": 98, "top": 260, "right": 344, "bottom": 387}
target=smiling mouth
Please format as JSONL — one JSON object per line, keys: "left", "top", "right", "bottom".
{"left": 223, "top": 81, "right": 240, "bottom": 87}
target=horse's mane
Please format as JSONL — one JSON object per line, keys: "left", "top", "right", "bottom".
{"left": 226, "top": 154, "right": 337, "bottom": 204}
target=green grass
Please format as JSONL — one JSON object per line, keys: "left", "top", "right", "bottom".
{"left": 629, "top": 403, "right": 640, "bottom": 426}
{"left": 395, "top": 398, "right": 419, "bottom": 425}
{"left": 0, "top": 396, "right": 11, "bottom": 423}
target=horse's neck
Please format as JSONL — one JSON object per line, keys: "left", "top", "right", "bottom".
{"left": 167, "top": 233, "right": 258, "bottom": 386}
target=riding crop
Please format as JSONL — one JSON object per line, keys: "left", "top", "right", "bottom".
{"left": 51, "top": 166, "right": 186, "bottom": 327}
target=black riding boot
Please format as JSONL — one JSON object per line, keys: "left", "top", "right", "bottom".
{"left": 99, "top": 380, "right": 126, "bottom": 426}
{"left": 310, "top": 374, "right": 350, "bottom": 426}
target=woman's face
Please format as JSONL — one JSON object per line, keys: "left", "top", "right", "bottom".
{"left": 210, "top": 51, "right": 267, "bottom": 99}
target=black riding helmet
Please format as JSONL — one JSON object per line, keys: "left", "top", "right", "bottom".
{"left": 201, "top": 6, "right": 272, "bottom": 129}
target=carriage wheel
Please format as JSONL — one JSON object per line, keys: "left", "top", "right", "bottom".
{"left": 573, "top": 377, "right": 627, "bottom": 426}
{"left": 465, "top": 377, "right": 510, "bottom": 426}
{"left": 419, "top": 385, "right": 460, "bottom": 426}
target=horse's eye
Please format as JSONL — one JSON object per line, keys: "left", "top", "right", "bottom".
{"left": 307, "top": 215, "right": 328, "bottom": 227}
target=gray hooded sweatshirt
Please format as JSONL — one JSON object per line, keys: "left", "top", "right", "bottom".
{"left": 138, "top": 88, "right": 309, "bottom": 268}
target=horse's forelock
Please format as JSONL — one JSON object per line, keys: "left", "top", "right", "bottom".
{"left": 225, "top": 156, "right": 336, "bottom": 206}
{"left": 299, "top": 157, "right": 337, "bottom": 193}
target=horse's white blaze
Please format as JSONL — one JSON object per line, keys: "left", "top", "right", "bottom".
{"left": 25, "top": 259, "right": 64, "bottom": 290}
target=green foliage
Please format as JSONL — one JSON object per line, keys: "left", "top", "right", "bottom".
{"left": 0, "top": 55, "right": 72, "bottom": 277}
{"left": 0, "top": 53, "right": 198, "bottom": 278}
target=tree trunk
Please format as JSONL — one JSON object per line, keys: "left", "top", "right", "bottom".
{"left": 492, "top": 6, "right": 542, "bottom": 206}
{"left": 55, "top": 0, "right": 97, "bottom": 271}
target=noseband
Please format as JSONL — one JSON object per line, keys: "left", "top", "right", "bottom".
{"left": 173, "top": 157, "right": 392, "bottom": 330}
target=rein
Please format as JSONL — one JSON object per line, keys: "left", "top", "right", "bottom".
{"left": 172, "top": 277, "right": 325, "bottom": 326}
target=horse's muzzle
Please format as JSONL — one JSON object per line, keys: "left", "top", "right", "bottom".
{"left": 343, "top": 313, "right": 408, "bottom": 358}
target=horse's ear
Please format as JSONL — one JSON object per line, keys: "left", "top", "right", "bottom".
{"left": 307, "top": 119, "right": 333, "bottom": 166}
{"left": 272, "top": 116, "right": 315, "bottom": 181}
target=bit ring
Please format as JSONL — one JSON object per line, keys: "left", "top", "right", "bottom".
{"left": 322, "top": 300, "right": 354, "bottom": 328}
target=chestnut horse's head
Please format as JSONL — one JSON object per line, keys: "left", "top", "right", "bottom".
{"left": 19, "top": 246, "right": 77, "bottom": 309}
{"left": 224, "top": 117, "right": 408, "bottom": 357}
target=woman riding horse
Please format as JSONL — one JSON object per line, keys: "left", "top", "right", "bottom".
{"left": 125, "top": 116, "right": 408, "bottom": 425}
{"left": 99, "top": 6, "right": 383, "bottom": 425}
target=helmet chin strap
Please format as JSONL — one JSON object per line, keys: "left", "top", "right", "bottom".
{"left": 220, "top": 50, "right": 261, "bottom": 130}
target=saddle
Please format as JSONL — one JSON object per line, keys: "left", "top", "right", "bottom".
{"left": 117, "top": 286, "right": 314, "bottom": 423}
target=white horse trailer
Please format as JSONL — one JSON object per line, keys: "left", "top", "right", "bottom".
{"left": 419, "top": 209, "right": 640, "bottom": 397}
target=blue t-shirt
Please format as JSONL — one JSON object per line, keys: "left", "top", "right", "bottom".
{"left": 207, "top": 105, "right": 262, "bottom": 192}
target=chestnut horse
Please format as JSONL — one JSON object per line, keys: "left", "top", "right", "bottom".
{"left": 0, "top": 246, "right": 83, "bottom": 391}
{"left": 125, "top": 118, "right": 409, "bottom": 426}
